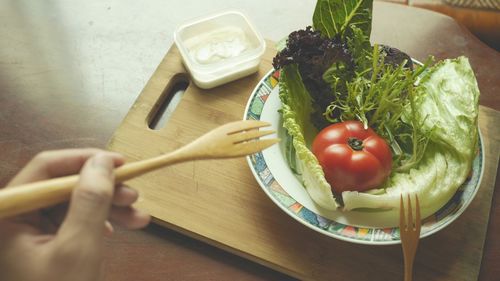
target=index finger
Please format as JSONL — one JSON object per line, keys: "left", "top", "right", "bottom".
{"left": 6, "top": 148, "right": 125, "bottom": 187}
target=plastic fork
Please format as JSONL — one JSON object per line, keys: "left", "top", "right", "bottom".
{"left": 0, "top": 120, "right": 279, "bottom": 219}
{"left": 400, "top": 194, "right": 421, "bottom": 281}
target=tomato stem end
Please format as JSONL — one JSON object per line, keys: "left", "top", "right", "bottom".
{"left": 347, "top": 137, "right": 364, "bottom": 151}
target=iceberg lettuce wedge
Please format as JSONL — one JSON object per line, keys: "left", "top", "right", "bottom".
{"left": 342, "top": 57, "right": 479, "bottom": 215}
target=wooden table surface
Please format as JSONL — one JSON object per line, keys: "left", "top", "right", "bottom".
{"left": 0, "top": 1, "right": 498, "bottom": 280}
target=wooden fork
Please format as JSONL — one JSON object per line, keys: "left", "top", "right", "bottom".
{"left": 0, "top": 120, "right": 279, "bottom": 219}
{"left": 400, "top": 194, "right": 421, "bottom": 281}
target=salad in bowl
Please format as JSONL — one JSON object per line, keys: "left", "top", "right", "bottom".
{"left": 245, "top": 0, "right": 481, "bottom": 243}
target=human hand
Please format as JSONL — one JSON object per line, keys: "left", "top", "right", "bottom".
{"left": 0, "top": 149, "right": 151, "bottom": 281}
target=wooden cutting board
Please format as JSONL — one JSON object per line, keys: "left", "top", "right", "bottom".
{"left": 107, "top": 41, "right": 499, "bottom": 281}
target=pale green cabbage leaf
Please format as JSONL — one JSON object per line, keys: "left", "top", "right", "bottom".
{"left": 342, "top": 57, "right": 479, "bottom": 217}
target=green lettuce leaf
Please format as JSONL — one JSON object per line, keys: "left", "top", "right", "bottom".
{"left": 312, "top": 0, "right": 372, "bottom": 39}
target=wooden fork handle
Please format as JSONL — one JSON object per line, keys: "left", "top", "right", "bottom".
{"left": 404, "top": 257, "right": 413, "bottom": 281}
{"left": 0, "top": 175, "right": 80, "bottom": 219}
{"left": 0, "top": 150, "right": 192, "bottom": 219}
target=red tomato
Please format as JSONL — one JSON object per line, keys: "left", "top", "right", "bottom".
{"left": 312, "top": 121, "right": 392, "bottom": 193}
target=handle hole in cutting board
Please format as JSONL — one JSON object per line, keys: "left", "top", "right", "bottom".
{"left": 148, "top": 74, "right": 189, "bottom": 130}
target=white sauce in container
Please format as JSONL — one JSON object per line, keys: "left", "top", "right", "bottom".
{"left": 186, "top": 26, "right": 249, "bottom": 65}
{"left": 174, "top": 10, "right": 265, "bottom": 89}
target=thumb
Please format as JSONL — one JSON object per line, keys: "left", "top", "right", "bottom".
{"left": 57, "top": 153, "right": 118, "bottom": 242}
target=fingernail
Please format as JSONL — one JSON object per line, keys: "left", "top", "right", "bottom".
{"left": 105, "top": 221, "right": 114, "bottom": 236}
{"left": 91, "top": 154, "right": 113, "bottom": 173}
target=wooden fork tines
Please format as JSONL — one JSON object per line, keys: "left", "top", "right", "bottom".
{"left": 400, "top": 194, "right": 421, "bottom": 281}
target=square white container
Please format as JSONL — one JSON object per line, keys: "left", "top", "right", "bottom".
{"left": 174, "top": 10, "right": 266, "bottom": 89}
